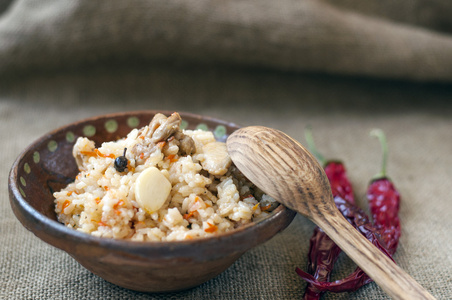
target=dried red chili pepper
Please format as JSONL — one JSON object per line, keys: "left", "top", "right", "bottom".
{"left": 297, "top": 129, "right": 401, "bottom": 294}
{"left": 367, "top": 129, "right": 401, "bottom": 255}
{"left": 295, "top": 197, "right": 394, "bottom": 292}
{"left": 303, "top": 228, "right": 342, "bottom": 299}
{"left": 302, "top": 128, "right": 355, "bottom": 299}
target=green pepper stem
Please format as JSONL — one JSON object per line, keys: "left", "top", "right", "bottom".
{"left": 304, "top": 125, "right": 326, "bottom": 166}
{"left": 370, "top": 129, "right": 388, "bottom": 179}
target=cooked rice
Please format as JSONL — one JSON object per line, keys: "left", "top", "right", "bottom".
{"left": 54, "top": 113, "right": 277, "bottom": 241}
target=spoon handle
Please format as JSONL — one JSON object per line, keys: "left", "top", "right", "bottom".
{"left": 313, "top": 210, "right": 436, "bottom": 300}
{"left": 227, "top": 126, "right": 436, "bottom": 299}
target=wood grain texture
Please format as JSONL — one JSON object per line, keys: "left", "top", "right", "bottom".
{"left": 227, "top": 126, "right": 436, "bottom": 300}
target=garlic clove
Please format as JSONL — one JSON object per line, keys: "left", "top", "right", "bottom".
{"left": 135, "top": 167, "right": 172, "bottom": 214}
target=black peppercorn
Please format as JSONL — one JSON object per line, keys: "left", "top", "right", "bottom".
{"left": 114, "top": 148, "right": 128, "bottom": 172}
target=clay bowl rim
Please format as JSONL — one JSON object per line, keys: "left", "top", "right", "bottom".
{"left": 9, "top": 110, "right": 296, "bottom": 258}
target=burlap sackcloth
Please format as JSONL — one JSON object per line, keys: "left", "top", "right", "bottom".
{"left": 1, "top": 1, "right": 452, "bottom": 299}
{"left": 1, "top": 0, "right": 452, "bottom": 81}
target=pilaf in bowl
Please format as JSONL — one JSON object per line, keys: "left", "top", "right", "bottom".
{"left": 9, "top": 111, "right": 296, "bottom": 292}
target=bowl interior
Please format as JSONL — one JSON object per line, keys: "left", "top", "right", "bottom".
{"left": 13, "top": 111, "right": 242, "bottom": 224}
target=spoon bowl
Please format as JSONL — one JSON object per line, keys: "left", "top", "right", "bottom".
{"left": 227, "top": 126, "right": 436, "bottom": 300}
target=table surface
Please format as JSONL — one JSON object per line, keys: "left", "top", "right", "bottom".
{"left": 1, "top": 67, "right": 451, "bottom": 299}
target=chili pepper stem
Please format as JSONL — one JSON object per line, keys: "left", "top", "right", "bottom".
{"left": 304, "top": 126, "right": 327, "bottom": 165}
{"left": 370, "top": 129, "right": 388, "bottom": 180}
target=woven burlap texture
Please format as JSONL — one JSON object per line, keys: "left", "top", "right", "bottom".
{"left": 2, "top": 0, "right": 452, "bottom": 81}
{"left": 2, "top": 70, "right": 452, "bottom": 299}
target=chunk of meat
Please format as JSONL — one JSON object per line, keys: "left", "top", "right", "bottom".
{"left": 145, "top": 113, "right": 167, "bottom": 137}
{"left": 151, "top": 112, "right": 181, "bottom": 143}
{"left": 132, "top": 113, "right": 183, "bottom": 163}
{"left": 175, "top": 132, "right": 195, "bottom": 156}
{"left": 200, "top": 142, "right": 231, "bottom": 176}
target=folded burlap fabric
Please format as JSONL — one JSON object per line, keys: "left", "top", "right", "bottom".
{"left": 1, "top": 0, "right": 452, "bottom": 81}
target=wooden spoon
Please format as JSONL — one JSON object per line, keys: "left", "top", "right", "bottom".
{"left": 227, "top": 126, "right": 435, "bottom": 300}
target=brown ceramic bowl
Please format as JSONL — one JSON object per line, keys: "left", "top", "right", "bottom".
{"left": 8, "top": 110, "right": 296, "bottom": 293}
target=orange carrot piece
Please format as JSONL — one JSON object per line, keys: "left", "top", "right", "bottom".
{"left": 204, "top": 222, "right": 218, "bottom": 233}
{"left": 261, "top": 204, "right": 272, "bottom": 211}
{"left": 62, "top": 200, "right": 71, "bottom": 210}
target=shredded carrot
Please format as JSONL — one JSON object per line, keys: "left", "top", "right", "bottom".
{"left": 104, "top": 186, "right": 109, "bottom": 191}
{"left": 127, "top": 161, "right": 135, "bottom": 172}
{"left": 204, "top": 222, "right": 218, "bottom": 233}
{"left": 190, "top": 197, "right": 201, "bottom": 211}
{"left": 96, "top": 149, "right": 115, "bottom": 159}
{"left": 183, "top": 211, "right": 196, "bottom": 220}
{"left": 66, "top": 191, "right": 73, "bottom": 196}
{"left": 114, "top": 200, "right": 125, "bottom": 209}
{"left": 98, "top": 221, "right": 107, "bottom": 227}
{"left": 139, "top": 136, "right": 145, "bottom": 140}
{"left": 80, "top": 150, "right": 95, "bottom": 156}
{"left": 167, "top": 154, "right": 178, "bottom": 163}
{"left": 115, "top": 210, "right": 121, "bottom": 216}
{"left": 80, "top": 149, "right": 115, "bottom": 159}
{"left": 139, "top": 153, "right": 144, "bottom": 159}
{"left": 189, "top": 197, "right": 205, "bottom": 212}
{"left": 157, "top": 141, "right": 166, "bottom": 148}
{"left": 95, "top": 197, "right": 101, "bottom": 204}
{"left": 185, "top": 235, "right": 193, "bottom": 240}
{"left": 260, "top": 204, "right": 271, "bottom": 211}
{"left": 62, "top": 200, "right": 71, "bottom": 210}
{"left": 252, "top": 203, "right": 260, "bottom": 211}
